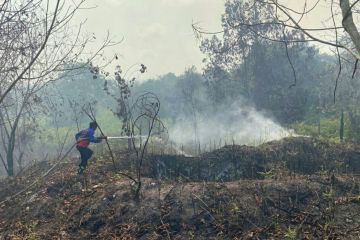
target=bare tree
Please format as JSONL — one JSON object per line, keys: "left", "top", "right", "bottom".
{"left": 130, "top": 92, "right": 166, "bottom": 198}
{"left": 0, "top": 0, "right": 115, "bottom": 107}
{"left": 103, "top": 64, "right": 167, "bottom": 198}
{"left": 0, "top": 0, "right": 116, "bottom": 176}
{"left": 82, "top": 96, "right": 166, "bottom": 200}
{"left": 0, "top": 76, "right": 40, "bottom": 176}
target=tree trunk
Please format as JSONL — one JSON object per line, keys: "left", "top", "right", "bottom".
{"left": 317, "top": 115, "right": 321, "bottom": 136}
{"left": 6, "top": 123, "right": 17, "bottom": 177}
{"left": 6, "top": 155, "right": 14, "bottom": 176}
{"left": 6, "top": 101, "right": 26, "bottom": 176}
{"left": 340, "top": 109, "right": 344, "bottom": 142}
{"left": 126, "top": 126, "right": 132, "bottom": 151}
{"left": 340, "top": 0, "right": 360, "bottom": 59}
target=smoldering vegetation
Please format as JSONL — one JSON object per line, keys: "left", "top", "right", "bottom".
{"left": 143, "top": 137, "right": 360, "bottom": 182}
{"left": 169, "top": 100, "right": 291, "bottom": 149}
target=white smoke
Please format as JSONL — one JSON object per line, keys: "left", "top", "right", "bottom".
{"left": 169, "top": 101, "right": 292, "bottom": 150}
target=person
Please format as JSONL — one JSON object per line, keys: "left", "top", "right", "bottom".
{"left": 75, "top": 122, "right": 106, "bottom": 174}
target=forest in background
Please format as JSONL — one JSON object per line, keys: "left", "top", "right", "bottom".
{"left": 1, "top": 0, "right": 360, "bottom": 178}
{"left": 3, "top": 42, "right": 358, "bottom": 176}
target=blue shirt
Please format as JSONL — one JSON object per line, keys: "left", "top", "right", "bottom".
{"left": 75, "top": 127, "right": 101, "bottom": 147}
{"left": 87, "top": 128, "right": 101, "bottom": 143}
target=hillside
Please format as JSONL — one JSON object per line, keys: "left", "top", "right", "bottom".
{"left": 1, "top": 137, "right": 360, "bottom": 239}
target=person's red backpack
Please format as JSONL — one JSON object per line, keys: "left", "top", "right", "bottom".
{"left": 75, "top": 129, "right": 90, "bottom": 147}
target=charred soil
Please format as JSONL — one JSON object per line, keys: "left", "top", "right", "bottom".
{"left": 1, "top": 137, "right": 360, "bottom": 239}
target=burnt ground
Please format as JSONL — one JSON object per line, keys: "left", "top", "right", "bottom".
{"left": 1, "top": 137, "right": 360, "bottom": 239}
{"left": 145, "top": 137, "right": 360, "bottom": 181}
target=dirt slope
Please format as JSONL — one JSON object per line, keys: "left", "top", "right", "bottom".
{"left": 1, "top": 137, "right": 360, "bottom": 239}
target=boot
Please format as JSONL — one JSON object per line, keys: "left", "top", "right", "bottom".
{"left": 78, "top": 165, "right": 86, "bottom": 175}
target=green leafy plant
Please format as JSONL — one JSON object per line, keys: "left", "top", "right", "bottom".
{"left": 284, "top": 226, "right": 297, "bottom": 240}
{"left": 322, "top": 189, "right": 334, "bottom": 199}
{"left": 258, "top": 169, "right": 274, "bottom": 180}
{"left": 188, "top": 231, "right": 195, "bottom": 240}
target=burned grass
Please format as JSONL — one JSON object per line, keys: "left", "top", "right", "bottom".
{"left": 145, "top": 137, "right": 360, "bottom": 181}
{"left": 2, "top": 173, "right": 360, "bottom": 239}
{"left": 1, "top": 137, "right": 360, "bottom": 239}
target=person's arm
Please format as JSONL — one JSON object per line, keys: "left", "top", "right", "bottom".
{"left": 88, "top": 128, "right": 102, "bottom": 143}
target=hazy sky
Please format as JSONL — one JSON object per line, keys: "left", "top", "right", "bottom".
{"left": 75, "top": 0, "right": 225, "bottom": 78}
{"left": 74, "top": 0, "right": 336, "bottom": 78}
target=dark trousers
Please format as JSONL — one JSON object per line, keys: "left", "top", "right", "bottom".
{"left": 77, "top": 147, "right": 93, "bottom": 168}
